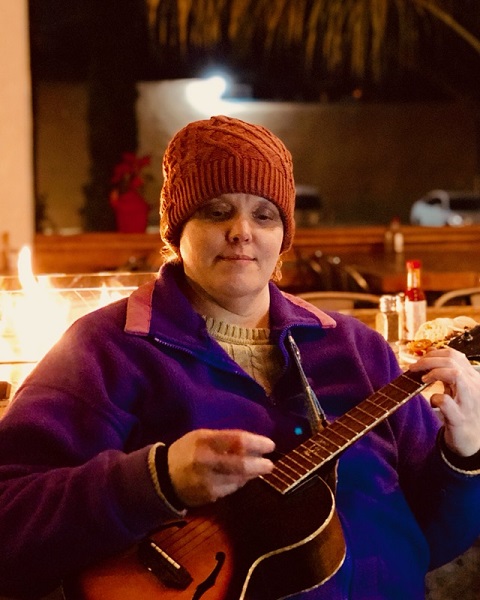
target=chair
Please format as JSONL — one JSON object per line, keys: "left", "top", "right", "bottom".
{"left": 297, "top": 291, "right": 381, "bottom": 311}
{"left": 433, "top": 287, "right": 480, "bottom": 307}
{"left": 300, "top": 251, "right": 372, "bottom": 293}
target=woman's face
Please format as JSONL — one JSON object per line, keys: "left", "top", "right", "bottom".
{"left": 179, "top": 193, "right": 284, "bottom": 307}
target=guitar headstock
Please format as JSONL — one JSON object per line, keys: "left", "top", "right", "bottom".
{"left": 447, "top": 324, "right": 480, "bottom": 359}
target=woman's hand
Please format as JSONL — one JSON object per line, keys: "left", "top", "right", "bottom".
{"left": 167, "top": 429, "right": 275, "bottom": 507}
{"left": 410, "top": 347, "right": 480, "bottom": 457}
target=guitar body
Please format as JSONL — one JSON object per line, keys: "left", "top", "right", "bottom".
{"left": 72, "top": 473, "right": 345, "bottom": 600}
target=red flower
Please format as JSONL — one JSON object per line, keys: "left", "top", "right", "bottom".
{"left": 110, "top": 152, "right": 151, "bottom": 194}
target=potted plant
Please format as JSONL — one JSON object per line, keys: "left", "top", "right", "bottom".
{"left": 109, "top": 153, "right": 151, "bottom": 233}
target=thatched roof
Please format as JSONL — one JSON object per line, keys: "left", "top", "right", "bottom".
{"left": 146, "top": 0, "right": 480, "bottom": 83}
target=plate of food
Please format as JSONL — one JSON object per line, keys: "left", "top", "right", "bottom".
{"left": 399, "top": 316, "right": 480, "bottom": 369}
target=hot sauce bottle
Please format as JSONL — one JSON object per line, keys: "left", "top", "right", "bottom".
{"left": 404, "top": 259, "right": 427, "bottom": 340}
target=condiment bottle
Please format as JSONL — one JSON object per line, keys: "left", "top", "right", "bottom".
{"left": 384, "top": 217, "right": 404, "bottom": 254}
{"left": 396, "top": 292, "right": 406, "bottom": 343}
{"left": 404, "top": 259, "right": 427, "bottom": 340}
{"left": 375, "top": 295, "right": 400, "bottom": 351}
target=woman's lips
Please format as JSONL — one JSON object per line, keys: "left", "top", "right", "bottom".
{"left": 220, "top": 255, "right": 255, "bottom": 261}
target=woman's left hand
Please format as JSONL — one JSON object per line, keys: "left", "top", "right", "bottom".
{"left": 410, "top": 347, "right": 480, "bottom": 457}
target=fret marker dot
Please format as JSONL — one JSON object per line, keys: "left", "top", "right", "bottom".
{"left": 294, "top": 426, "right": 303, "bottom": 436}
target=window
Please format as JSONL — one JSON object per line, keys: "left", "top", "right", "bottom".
{"left": 450, "top": 197, "right": 480, "bottom": 211}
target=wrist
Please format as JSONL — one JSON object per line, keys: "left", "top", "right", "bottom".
{"left": 153, "top": 443, "right": 187, "bottom": 511}
{"left": 438, "top": 428, "right": 480, "bottom": 473}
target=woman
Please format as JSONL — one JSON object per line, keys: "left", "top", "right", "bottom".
{"left": 0, "top": 115, "right": 479, "bottom": 599}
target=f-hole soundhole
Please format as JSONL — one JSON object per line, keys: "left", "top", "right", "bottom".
{"left": 192, "top": 552, "right": 226, "bottom": 599}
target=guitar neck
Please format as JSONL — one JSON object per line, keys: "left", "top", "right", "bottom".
{"left": 264, "top": 369, "right": 428, "bottom": 494}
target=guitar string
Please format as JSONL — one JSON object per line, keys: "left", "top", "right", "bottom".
{"left": 147, "top": 373, "right": 428, "bottom": 567}
{"left": 265, "top": 370, "right": 427, "bottom": 492}
{"left": 145, "top": 332, "right": 476, "bottom": 570}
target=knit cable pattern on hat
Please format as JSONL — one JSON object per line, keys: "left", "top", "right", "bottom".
{"left": 160, "top": 115, "right": 295, "bottom": 252}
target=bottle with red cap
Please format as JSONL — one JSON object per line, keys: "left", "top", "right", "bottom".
{"left": 404, "top": 259, "right": 427, "bottom": 340}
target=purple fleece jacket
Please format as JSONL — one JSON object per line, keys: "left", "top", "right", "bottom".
{"left": 0, "top": 263, "right": 479, "bottom": 599}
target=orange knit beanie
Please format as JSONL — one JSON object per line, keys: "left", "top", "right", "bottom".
{"left": 160, "top": 115, "right": 295, "bottom": 252}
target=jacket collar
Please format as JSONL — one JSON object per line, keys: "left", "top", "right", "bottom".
{"left": 125, "top": 262, "right": 336, "bottom": 344}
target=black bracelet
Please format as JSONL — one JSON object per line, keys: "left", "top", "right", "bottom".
{"left": 439, "top": 429, "right": 480, "bottom": 472}
{"left": 154, "top": 444, "right": 187, "bottom": 511}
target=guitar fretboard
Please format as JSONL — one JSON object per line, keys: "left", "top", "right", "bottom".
{"left": 264, "top": 369, "right": 428, "bottom": 494}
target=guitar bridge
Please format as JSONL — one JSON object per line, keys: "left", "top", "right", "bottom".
{"left": 138, "top": 537, "right": 193, "bottom": 590}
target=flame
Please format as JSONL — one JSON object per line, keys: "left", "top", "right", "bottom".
{"left": 99, "top": 283, "right": 124, "bottom": 307}
{"left": 0, "top": 246, "right": 70, "bottom": 361}
{"left": 17, "top": 246, "right": 38, "bottom": 291}
{"left": 1, "top": 247, "right": 131, "bottom": 364}
{"left": 0, "top": 247, "right": 145, "bottom": 410}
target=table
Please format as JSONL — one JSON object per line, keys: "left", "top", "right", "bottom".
{"left": 345, "top": 251, "right": 480, "bottom": 294}
{"left": 345, "top": 305, "right": 480, "bottom": 330}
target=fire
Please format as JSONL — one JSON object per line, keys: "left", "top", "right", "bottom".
{"left": 0, "top": 246, "right": 70, "bottom": 362}
{"left": 1, "top": 247, "right": 148, "bottom": 406}
{"left": 17, "top": 246, "right": 38, "bottom": 290}
{"left": 99, "top": 283, "right": 125, "bottom": 307}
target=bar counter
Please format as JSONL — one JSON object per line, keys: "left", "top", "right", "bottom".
{"left": 30, "top": 225, "right": 480, "bottom": 298}
{"left": 345, "top": 251, "right": 480, "bottom": 294}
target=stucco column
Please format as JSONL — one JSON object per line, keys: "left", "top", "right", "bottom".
{"left": 0, "top": 0, "right": 34, "bottom": 273}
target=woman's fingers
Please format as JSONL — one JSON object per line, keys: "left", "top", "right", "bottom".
{"left": 168, "top": 429, "right": 275, "bottom": 507}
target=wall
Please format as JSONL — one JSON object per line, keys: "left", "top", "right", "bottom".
{"left": 35, "top": 79, "right": 477, "bottom": 232}
{"left": 0, "top": 0, "right": 34, "bottom": 263}
{"left": 35, "top": 83, "right": 89, "bottom": 234}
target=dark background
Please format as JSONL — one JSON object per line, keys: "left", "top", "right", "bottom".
{"left": 27, "top": 0, "right": 480, "bottom": 231}
{"left": 28, "top": 0, "right": 480, "bottom": 102}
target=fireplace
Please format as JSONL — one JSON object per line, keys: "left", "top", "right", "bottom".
{"left": 0, "top": 269, "right": 156, "bottom": 413}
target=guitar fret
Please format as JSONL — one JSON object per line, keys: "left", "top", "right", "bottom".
{"left": 331, "top": 411, "right": 380, "bottom": 450}
{"left": 279, "top": 457, "right": 308, "bottom": 479}
{"left": 274, "top": 463, "right": 299, "bottom": 483}
{"left": 276, "top": 464, "right": 301, "bottom": 482}
{"left": 310, "top": 436, "right": 342, "bottom": 455}
{"left": 350, "top": 404, "right": 378, "bottom": 425}
{"left": 350, "top": 405, "right": 386, "bottom": 428}
{"left": 338, "top": 414, "right": 365, "bottom": 434}
{"left": 362, "top": 398, "right": 389, "bottom": 418}
{"left": 288, "top": 449, "right": 318, "bottom": 471}
{"left": 332, "top": 420, "right": 360, "bottom": 438}
{"left": 296, "top": 440, "right": 330, "bottom": 464}
{"left": 389, "top": 381, "right": 413, "bottom": 397}
{"left": 318, "top": 416, "right": 369, "bottom": 453}
{"left": 265, "top": 469, "right": 295, "bottom": 490}
{"left": 381, "top": 384, "right": 411, "bottom": 402}
{"left": 324, "top": 426, "right": 350, "bottom": 446}
{"left": 374, "top": 393, "right": 397, "bottom": 411}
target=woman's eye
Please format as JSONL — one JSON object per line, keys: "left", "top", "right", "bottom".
{"left": 254, "top": 209, "right": 278, "bottom": 222}
{"left": 198, "top": 204, "right": 231, "bottom": 219}
{"left": 210, "top": 207, "right": 230, "bottom": 219}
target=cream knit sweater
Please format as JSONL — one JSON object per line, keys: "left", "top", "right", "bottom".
{"left": 204, "top": 317, "right": 283, "bottom": 396}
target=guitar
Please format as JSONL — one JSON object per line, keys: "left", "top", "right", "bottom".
{"left": 70, "top": 326, "right": 480, "bottom": 600}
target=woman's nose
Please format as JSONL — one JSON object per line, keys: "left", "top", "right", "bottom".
{"left": 227, "top": 215, "right": 252, "bottom": 243}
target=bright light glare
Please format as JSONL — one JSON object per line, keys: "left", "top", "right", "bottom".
{"left": 208, "top": 75, "right": 227, "bottom": 97}
{"left": 185, "top": 75, "right": 245, "bottom": 115}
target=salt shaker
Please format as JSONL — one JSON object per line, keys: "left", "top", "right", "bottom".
{"left": 376, "top": 295, "right": 400, "bottom": 351}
